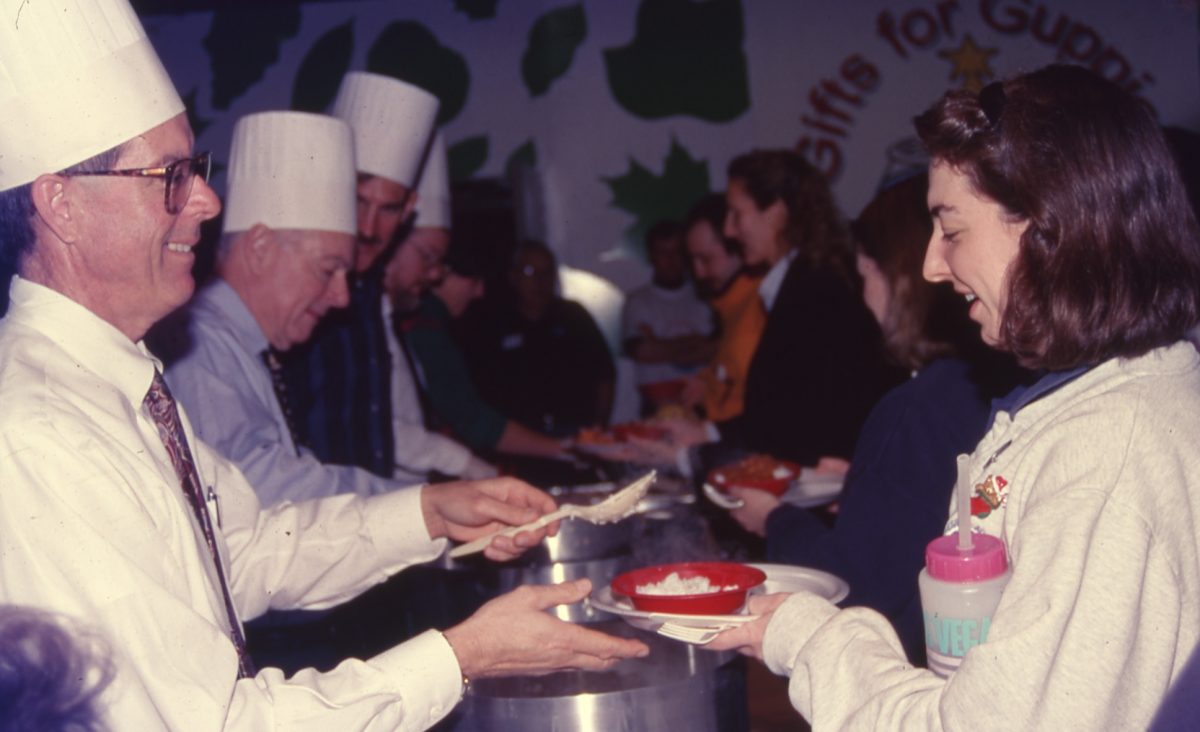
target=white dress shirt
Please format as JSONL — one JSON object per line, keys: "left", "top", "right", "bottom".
{"left": 167, "top": 279, "right": 405, "bottom": 505}
{"left": 0, "top": 277, "right": 462, "bottom": 730}
{"left": 382, "top": 297, "right": 484, "bottom": 481}
{"left": 757, "top": 249, "right": 798, "bottom": 313}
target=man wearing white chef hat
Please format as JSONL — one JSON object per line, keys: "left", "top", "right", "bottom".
{"left": 281, "top": 71, "right": 444, "bottom": 483}
{"left": 165, "top": 110, "right": 394, "bottom": 503}
{"left": 382, "top": 131, "right": 501, "bottom": 482}
{"left": 0, "top": 1, "right": 649, "bottom": 729}
{"left": 384, "top": 131, "right": 574, "bottom": 465}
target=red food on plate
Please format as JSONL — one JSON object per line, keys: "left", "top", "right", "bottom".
{"left": 576, "top": 422, "right": 666, "bottom": 445}
{"left": 611, "top": 561, "right": 766, "bottom": 615}
{"left": 707, "top": 454, "right": 801, "bottom": 496}
{"left": 576, "top": 427, "right": 618, "bottom": 445}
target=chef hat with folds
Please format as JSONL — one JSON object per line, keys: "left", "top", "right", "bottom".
{"left": 414, "top": 131, "right": 451, "bottom": 229}
{"left": 0, "top": 0, "right": 184, "bottom": 192}
{"left": 222, "top": 111, "right": 356, "bottom": 236}
{"left": 332, "top": 71, "right": 439, "bottom": 188}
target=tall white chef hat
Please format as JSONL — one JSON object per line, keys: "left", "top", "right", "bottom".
{"left": 414, "top": 131, "right": 451, "bottom": 229}
{"left": 0, "top": 0, "right": 184, "bottom": 192}
{"left": 332, "top": 71, "right": 439, "bottom": 188}
{"left": 222, "top": 111, "right": 356, "bottom": 236}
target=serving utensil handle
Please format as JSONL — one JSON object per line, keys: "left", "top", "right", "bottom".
{"left": 447, "top": 508, "right": 570, "bottom": 559}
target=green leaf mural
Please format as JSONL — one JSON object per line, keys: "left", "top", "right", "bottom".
{"left": 449, "top": 136, "right": 490, "bottom": 181}
{"left": 521, "top": 4, "right": 587, "bottom": 97}
{"left": 291, "top": 21, "right": 355, "bottom": 113}
{"left": 367, "top": 22, "right": 470, "bottom": 126}
{"left": 605, "top": 139, "right": 710, "bottom": 255}
{"left": 505, "top": 139, "right": 538, "bottom": 182}
{"left": 454, "top": 0, "right": 499, "bottom": 20}
{"left": 603, "top": 0, "right": 748, "bottom": 122}
{"left": 204, "top": 7, "right": 302, "bottom": 110}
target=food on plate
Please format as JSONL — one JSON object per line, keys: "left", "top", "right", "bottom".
{"left": 653, "top": 403, "right": 695, "bottom": 421}
{"left": 576, "top": 421, "right": 667, "bottom": 444}
{"left": 611, "top": 561, "right": 767, "bottom": 614}
{"left": 708, "top": 454, "right": 801, "bottom": 496}
{"left": 635, "top": 572, "right": 737, "bottom": 595}
{"left": 576, "top": 426, "right": 618, "bottom": 445}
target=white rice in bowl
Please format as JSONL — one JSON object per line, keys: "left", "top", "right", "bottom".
{"left": 635, "top": 572, "right": 738, "bottom": 596}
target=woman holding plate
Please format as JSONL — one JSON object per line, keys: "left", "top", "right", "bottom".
{"left": 710, "top": 64, "right": 1200, "bottom": 729}
{"left": 724, "top": 170, "right": 1024, "bottom": 665}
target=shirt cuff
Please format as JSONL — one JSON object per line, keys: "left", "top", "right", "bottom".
{"left": 363, "top": 485, "right": 448, "bottom": 566}
{"left": 762, "top": 591, "right": 839, "bottom": 676}
{"left": 704, "top": 420, "right": 721, "bottom": 442}
{"left": 674, "top": 445, "right": 693, "bottom": 477}
{"left": 368, "top": 629, "right": 464, "bottom": 730}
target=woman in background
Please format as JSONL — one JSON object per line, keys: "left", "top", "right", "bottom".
{"left": 664, "top": 150, "right": 902, "bottom": 466}
{"left": 725, "top": 171, "right": 1023, "bottom": 664}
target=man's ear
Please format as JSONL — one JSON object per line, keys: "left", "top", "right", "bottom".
{"left": 240, "top": 223, "right": 278, "bottom": 276}
{"left": 29, "top": 174, "right": 78, "bottom": 244}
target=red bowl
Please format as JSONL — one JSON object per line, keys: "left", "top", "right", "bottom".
{"left": 707, "top": 456, "right": 800, "bottom": 497}
{"left": 611, "top": 562, "right": 767, "bottom": 615}
{"left": 638, "top": 379, "right": 687, "bottom": 405}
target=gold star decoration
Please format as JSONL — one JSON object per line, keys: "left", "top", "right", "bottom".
{"left": 938, "top": 34, "right": 1000, "bottom": 92}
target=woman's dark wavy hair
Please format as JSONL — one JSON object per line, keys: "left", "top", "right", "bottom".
{"left": 727, "top": 149, "right": 854, "bottom": 283}
{"left": 0, "top": 606, "right": 114, "bottom": 732}
{"left": 915, "top": 64, "right": 1200, "bottom": 370}
{"left": 853, "top": 172, "right": 976, "bottom": 372}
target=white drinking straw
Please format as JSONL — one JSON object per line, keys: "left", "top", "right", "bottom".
{"left": 956, "top": 454, "right": 973, "bottom": 550}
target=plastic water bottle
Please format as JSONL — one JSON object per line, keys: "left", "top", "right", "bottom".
{"left": 918, "top": 455, "right": 1011, "bottom": 677}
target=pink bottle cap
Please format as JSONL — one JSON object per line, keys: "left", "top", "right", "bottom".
{"left": 925, "top": 533, "right": 1008, "bottom": 582}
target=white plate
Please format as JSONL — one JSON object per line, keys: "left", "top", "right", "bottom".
{"left": 587, "top": 584, "right": 758, "bottom": 632}
{"left": 704, "top": 468, "right": 844, "bottom": 510}
{"left": 588, "top": 563, "right": 850, "bottom": 633}
{"left": 572, "top": 441, "right": 640, "bottom": 462}
{"left": 749, "top": 562, "right": 849, "bottom": 603}
{"left": 783, "top": 469, "right": 844, "bottom": 508}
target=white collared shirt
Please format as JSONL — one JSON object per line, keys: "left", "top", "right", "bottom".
{"left": 167, "top": 279, "right": 406, "bottom": 505}
{"left": 0, "top": 277, "right": 462, "bottom": 730}
{"left": 381, "top": 296, "right": 476, "bottom": 480}
{"left": 758, "top": 249, "right": 798, "bottom": 313}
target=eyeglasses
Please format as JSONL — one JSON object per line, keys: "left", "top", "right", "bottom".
{"left": 65, "top": 151, "right": 212, "bottom": 214}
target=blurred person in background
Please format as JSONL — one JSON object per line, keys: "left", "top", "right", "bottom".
{"left": 661, "top": 149, "right": 903, "bottom": 467}
{"left": 622, "top": 219, "right": 715, "bottom": 415}
{"left": 678, "top": 193, "right": 767, "bottom": 422}
{"left": 462, "top": 239, "right": 617, "bottom": 439}
{"left": 0, "top": 606, "right": 114, "bottom": 732}
{"left": 403, "top": 236, "right": 577, "bottom": 465}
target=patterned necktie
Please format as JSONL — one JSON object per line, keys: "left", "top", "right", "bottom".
{"left": 143, "top": 370, "right": 256, "bottom": 679}
{"left": 261, "top": 348, "right": 301, "bottom": 455}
